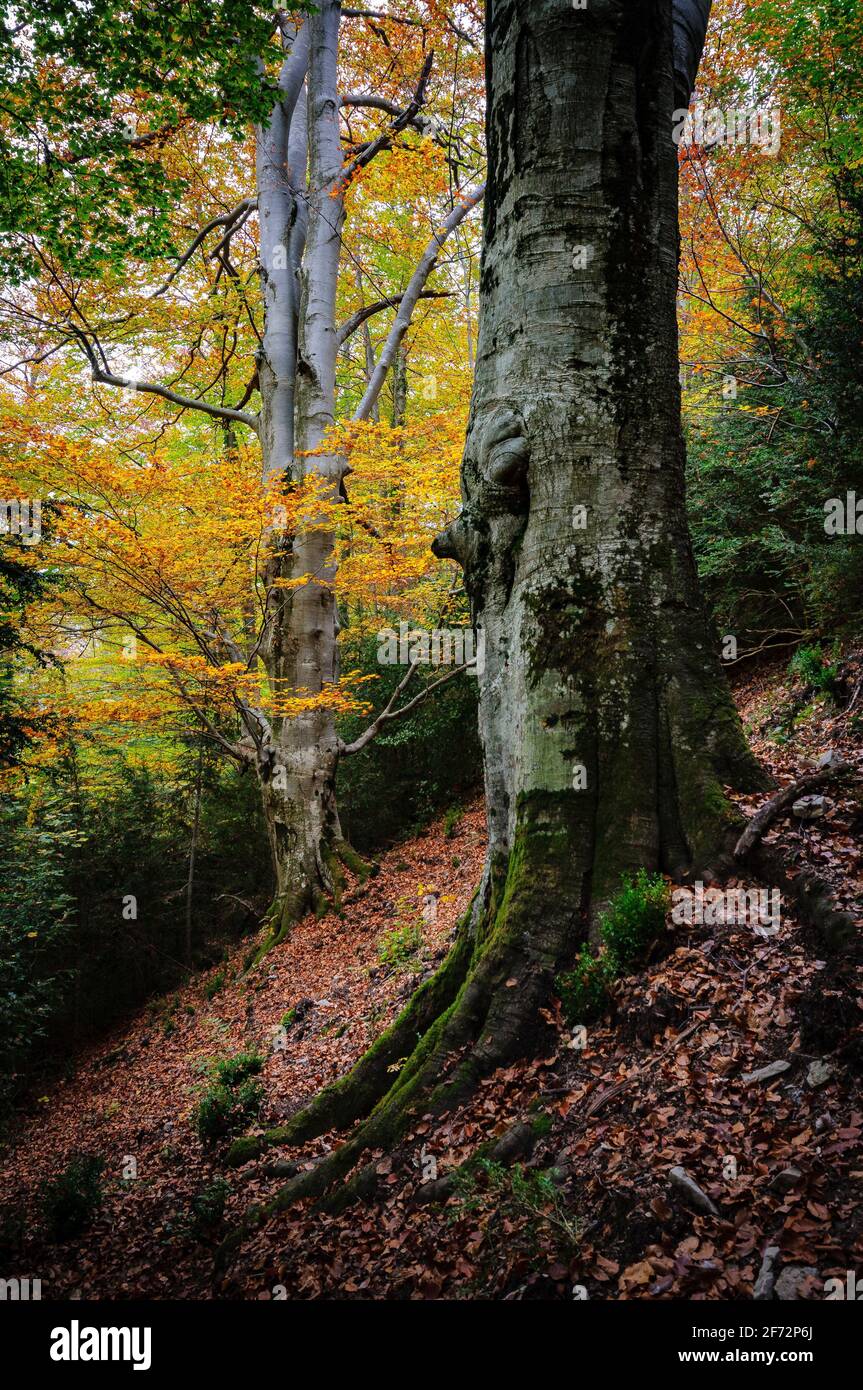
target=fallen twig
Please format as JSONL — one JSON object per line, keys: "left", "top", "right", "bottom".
{"left": 585, "top": 1016, "right": 707, "bottom": 1118}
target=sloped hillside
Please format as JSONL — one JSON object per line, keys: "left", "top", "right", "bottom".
{"left": 2, "top": 661, "right": 861, "bottom": 1300}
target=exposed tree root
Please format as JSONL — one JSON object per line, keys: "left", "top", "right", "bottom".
{"left": 731, "top": 760, "right": 858, "bottom": 952}
{"left": 413, "top": 1119, "right": 539, "bottom": 1206}
{"left": 215, "top": 797, "right": 600, "bottom": 1275}
{"left": 747, "top": 841, "right": 857, "bottom": 953}
{"left": 219, "top": 773, "right": 784, "bottom": 1272}
{"left": 733, "top": 761, "right": 850, "bottom": 857}
{"left": 245, "top": 838, "right": 377, "bottom": 970}
{"left": 226, "top": 921, "right": 477, "bottom": 1166}
{"left": 333, "top": 837, "right": 377, "bottom": 885}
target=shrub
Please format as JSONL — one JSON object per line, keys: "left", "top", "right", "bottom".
{"left": 556, "top": 944, "right": 614, "bottom": 1026}
{"left": 0, "top": 794, "right": 76, "bottom": 1120}
{"left": 212, "top": 1051, "right": 263, "bottom": 1089}
{"left": 192, "top": 1052, "right": 264, "bottom": 1141}
{"left": 40, "top": 1154, "right": 104, "bottom": 1241}
{"left": 377, "top": 914, "right": 423, "bottom": 971}
{"left": 443, "top": 804, "right": 463, "bottom": 838}
{"left": 185, "top": 1178, "right": 230, "bottom": 1240}
{"left": 203, "top": 969, "right": 226, "bottom": 1000}
{"left": 556, "top": 870, "right": 671, "bottom": 1025}
{"left": 787, "top": 643, "right": 840, "bottom": 695}
{"left": 685, "top": 260, "right": 863, "bottom": 651}
{"left": 193, "top": 1079, "right": 263, "bottom": 1141}
{"left": 451, "top": 1160, "right": 581, "bottom": 1255}
{"left": 0, "top": 750, "right": 270, "bottom": 1108}
{"left": 599, "top": 868, "right": 671, "bottom": 974}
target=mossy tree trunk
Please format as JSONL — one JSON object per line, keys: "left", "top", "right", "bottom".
{"left": 436, "top": 0, "right": 767, "bottom": 927}
{"left": 238, "top": 0, "right": 769, "bottom": 1219}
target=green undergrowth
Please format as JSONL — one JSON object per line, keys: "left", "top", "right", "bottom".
{"left": 40, "top": 1153, "right": 105, "bottom": 1242}
{"left": 192, "top": 1052, "right": 264, "bottom": 1142}
{"left": 448, "top": 1159, "right": 582, "bottom": 1291}
{"left": 556, "top": 869, "right": 671, "bottom": 1025}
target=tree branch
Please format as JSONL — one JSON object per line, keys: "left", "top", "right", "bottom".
{"left": 337, "top": 290, "right": 451, "bottom": 345}
{"left": 354, "top": 183, "right": 484, "bottom": 420}
{"left": 342, "top": 8, "right": 425, "bottom": 26}
{"left": 339, "top": 50, "right": 434, "bottom": 186}
{"left": 340, "top": 658, "right": 474, "bottom": 756}
{"left": 340, "top": 94, "right": 406, "bottom": 116}
{"left": 69, "top": 326, "right": 259, "bottom": 433}
{"left": 90, "top": 363, "right": 260, "bottom": 432}
{"left": 151, "top": 199, "right": 257, "bottom": 298}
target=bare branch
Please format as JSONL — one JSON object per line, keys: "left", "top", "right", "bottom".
{"left": 354, "top": 183, "right": 484, "bottom": 420}
{"left": 340, "top": 658, "right": 474, "bottom": 756}
{"left": 90, "top": 364, "right": 259, "bottom": 432}
{"left": 208, "top": 206, "right": 255, "bottom": 267}
{"left": 340, "top": 91, "right": 433, "bottom": 141}
{"left": 69, "top": 326, "right": 259, "bottom": 433}
{"left": 337, "top": 290, "right": 451, "bottom": 345}
{"left": 339, "top": 50, "right": 434, "bottom": 186}
{"left": 342, "top": 8, "right": 425, "bottom": 26}
{"left": 341, "top": 94, "right": 404, "bottom": 116}
{"left": 151, "top": 199, "right": 257, "bottom": 298}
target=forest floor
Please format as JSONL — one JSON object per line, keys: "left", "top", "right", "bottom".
{"left": 2, "top": 656, "right": 862, "bottom": 1300}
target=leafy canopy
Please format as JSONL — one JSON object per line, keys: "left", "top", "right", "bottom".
{"left": 0, "top": 0, "right": 285, "bottom": 278}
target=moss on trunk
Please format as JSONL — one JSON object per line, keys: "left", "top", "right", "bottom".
{"left": 221, "top": 0, "right": 770, "bottom": 1248}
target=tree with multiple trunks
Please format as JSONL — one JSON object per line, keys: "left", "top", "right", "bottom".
{"left": 0, "top": 2, "right": 485, "bottom": 935}
{"left": 215, "top": 0, "right": 774, "bottom": 1231}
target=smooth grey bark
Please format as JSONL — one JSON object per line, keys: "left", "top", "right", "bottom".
{"left": 257, "top": 23, "right": 310, "bottom": 484}
{"left": 362, "top": 322, "right": 380, "bottom": 421}
{"left": 250, "top": 8, "right": 484, "bottom": 936}
{"left": 254, "top": 0, "right": 771, "bottom": 1216}
{"left": 255, "top": 3, "right": 350, "bottom": 929}
{"left": 391, "top": 340, "right": 408, "bottom": 426}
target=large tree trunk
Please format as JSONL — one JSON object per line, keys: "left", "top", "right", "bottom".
{"left": 436, "top": 0, "right": 766, "bottom": 922}
{"left": 243, "top": 0, "right": 770, "bottom": 1214}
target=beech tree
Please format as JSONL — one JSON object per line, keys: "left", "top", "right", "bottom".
{"left": 0, "top": 3, "right": 484, "bottom": 934}
{"left": 226, "top": 0, "right": 772, "bottom": 1219}
{"left": 250, "top": 8, "right": 483, "bottom": 934}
